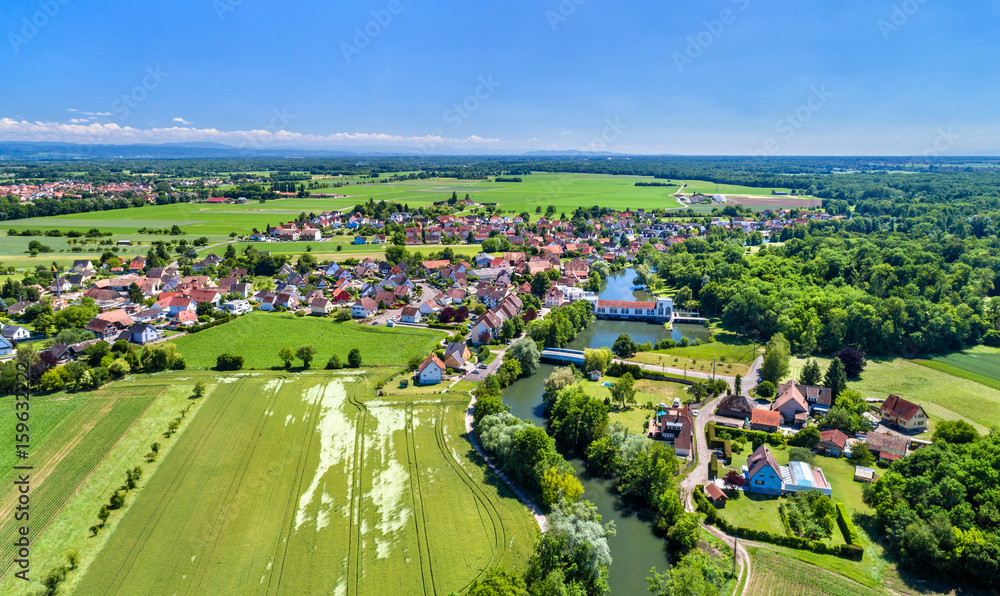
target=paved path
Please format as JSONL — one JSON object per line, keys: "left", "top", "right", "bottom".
{"left": 464, "top": 389, "right": 549, "bottom": 532}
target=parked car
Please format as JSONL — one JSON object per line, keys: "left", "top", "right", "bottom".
{"left": 692, "top": 409, "right": 700, "bottom": 417}
{"left": 478, "top": 364, "right": 488, "bottom": 370}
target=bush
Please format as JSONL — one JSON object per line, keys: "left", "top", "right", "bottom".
{"left": 216, "top": 354, "right": 244, "bottom": 371}
{"left": 326, "top": 354, "right": 343, "bottom": 370}
{"left": 756, "top": 380, "right": 776, "bottom": 398}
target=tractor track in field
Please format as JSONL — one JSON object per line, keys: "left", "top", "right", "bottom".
{"left": 186, "top": 377, "right": 283, "bottom": 594}
{"left": 95, "top": 378, "right": 240, "bottom": 595}
{"left": 406, "top": 406, "right": 437, "bottom": 595}
{"left": 432, "top": 405, "right": 508, "bottom": 594}
{"left": 269, "top": 374, "right": 326, "bottom": 596}
{"left": 346, "top": 375, "right": 371, "bottom": 596}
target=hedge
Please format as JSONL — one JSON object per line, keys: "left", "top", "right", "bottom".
{"left": 836, "top": 503, "right": 861, "bottom": 546}
{"left": 715, "top": 426, "right": 787, "bottom": 448}
{"left": 706, "top": 423, "right": 732, "bottom": 464}
{"left": 638, "top": 370, "right": 697, "bottom": 386}
{"left": 693, "top": 486, "right": 864, "bottom": 560}
{"left": 185, "top": 315, "right": 234, "bottom": 334}
{"left": 709, "top": 454, "right": 721, "bottom": 479}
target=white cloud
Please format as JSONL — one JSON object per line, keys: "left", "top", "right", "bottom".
{"left": 0, "top": 117, "right": 504, "bottom": 149}
{"left": 82, "top": 111, "right": 113, "bottom": 117}
{"left": 560, "top": 131, "right": 572, "bottom": 135}
{"left": 66, "top": 108, "right": 78, "bottom": 112}
{"left": 172, "top": 117, "right": 192, "bottom": 125}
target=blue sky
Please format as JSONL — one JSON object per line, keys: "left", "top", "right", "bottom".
{"left": 1, "top": 0, "right": 998, "bottom": 154}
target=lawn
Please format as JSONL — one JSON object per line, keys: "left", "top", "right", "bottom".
{"left": 579, "top": 378, "right": 686, "bottom": 409}
{"left": 169, "top": 312, "right": 446, "bottom": 369}
{"left": 633, "top": 333, "right": 759, "bottom": 377}
{"left": 75, "top": 371, "right": 536, "bottom": 595}
{"left": 0, "top": 374, "right": 208, "bottom": 594}
{"left": 788, "top": 355, "right": 999, "bottom": 433}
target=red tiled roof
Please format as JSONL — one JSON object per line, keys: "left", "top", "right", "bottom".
{"left": 880, "top": 395, "right": 923, "bottom": 422}
{"left": 819, "top": 429, "right": 848, "bottom": 449}
{"left": 705, "top": 483, "right": 727, "bottom": 501}
{"left": 596, "top": 300, "right": 656, "bottom": 310}
{"left": 751, "top": 409, "right": 781, "bottom": 427}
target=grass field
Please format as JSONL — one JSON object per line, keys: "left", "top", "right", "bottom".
{"left": 632, "top": 333, "right": 759, "bottom": 376}
{"left": 170, "top": 312, "right": 446, "bottom": 369}
{"left": 747, "top": 548, "right": 882, "bottom": 596}
{"left": 788, "top": 356, "right": 1000, "bottom": 433}
{"left": 0, "top": 375, "right": 208, "bottom": 594}
{"left": 74, "top": 371, "right": 536, "bottom": 595}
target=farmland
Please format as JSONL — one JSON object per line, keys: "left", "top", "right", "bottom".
{"left": 747, "top": 549, "right": 882, "bottom": 596}
{"left": 75, "top": 371, "right": 536, "bottom": 595}
{"left": 0, "top": 375, "right": 207, "bottom": 594}
{"left": 169, "top": 312, "right": 447, "bottom": 369}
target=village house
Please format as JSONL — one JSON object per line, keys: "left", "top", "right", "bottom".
{"left": 770, "top": 385, "right": 809, "bottom": 427}
{"left": 776, "top": 379, "right": 833, "bottom": 415}
{"left": 416, "top": 354, "right": 446, "bottom": 385}
{"left": 310, "top": 298, "right": 333, "bottom": 316}
{"left": 715, "top": 394, "right": 758, "bottom": 420}
{"left": 1, "top": 324, "right": 31, "bottom": 343}
{"left": 351, "top": 298, "right": 378, "bottom": 319}
{"left": 443, "top": 342, "right": 471, "bottom": 369}
{"left": 879, "top": 395, "right": 928, "bottom": 433}
{"left": 817, "top": 429, "right": 849, "bottom": 457}
{"left": 648, "top": 407, "right": 693, "bottom": 458}
{"left": 750, "top": 409, "right": 781, "bottom": 433}
{"left": 866, "top": 432, "right": 910, "bottom": 463}
{"left": 744, "top": 445, "right": 831, "bottom": 496}
{"left": 220, "top": 299, "right": 252, "bottom": 315}
{"left": 400, "top": 306, "right": 421, "bottom": 324}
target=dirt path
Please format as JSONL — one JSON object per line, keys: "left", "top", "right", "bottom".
{"left": 462, "top": 352, "right": 548, "bottom": 532}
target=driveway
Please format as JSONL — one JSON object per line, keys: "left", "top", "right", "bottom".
{"left": 463, "top": 346, "right": 506, "bottom": 381}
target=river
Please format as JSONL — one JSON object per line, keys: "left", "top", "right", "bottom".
{"left": 501, "top": 269, "right": 706, "bottom": 594}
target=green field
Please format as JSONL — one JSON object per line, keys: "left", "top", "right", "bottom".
{"left": 788, "top": 356, "right": 1000, "bottom": 433}
{"left": 918, "top": 347, "right": 1000, "bottom": 390}
{"left": 632, "top": 332, "right": 759, "bottom": 376}
{"left": 677, "top": 180, "right": 799, "bottom": 197}
{"left": 75, "top": 371, "right": 536, "bottom": 595}
{"left": 170, "top": 312, "right": 447, "bottom": 370}
{"left": 748, "top": 549, "right": 882, "bottom": 596}
{"left": 0, "top": 375, "right": 207, "bottom": 594}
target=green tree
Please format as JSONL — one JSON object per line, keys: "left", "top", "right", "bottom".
{"left": 127, "top": 282, "right": 143, "bottom": 304}
{"left": 278, "top": 346, "right": 295, "bottom": 368}
{"left": 466, "top": 567, "right": 527, "bottom": 596}
{"left": 788, "top": 425, "right": 821, "bottom": 448}
{"left": 800, "top": 358, "right": 822, "bottom": 386}
{"left": 347, "top": 348, "right": 362, "bottom": 368}
{"left": 583, "top": 347, "right": 612, "bottom": 374}
{"left": 824, "top": 357, "right": 848, "bottom": 402}
{"left": 851, "top": 441, "right": 875, "bottom": 467}
{"left": 734, "top": 373, "right": 742, "bottom": 395}
{"left": 193, "top": 381, "right": 206, "bottom": 398}
{"left": 611, "top": 333, "right": 637, "bottom": 358}
{"left": 932, "top": 420, "right": 979, "bottom": 444}
{"left": 530, "top": 274, "right": 551, "bottom": 299}
{"left": 755, "top": 380, "right": 775, "bottom": 398}
{"left": 609, "top": 372, "right": 636, "bottom": 408}
{"left": 667, "top": 512, "right": 703, "bottom": 554}
{"left": 761, "top": 332, "right": 791, "bottom": 383}
{"left": 296, "top": 345, "right": 317, "bottom": 368}
{"left": 507, "top": 337, "right": 540, "bottom": 376}
{"left": 540, "top": 467, "right": 584, "bottom": 507}
{"left": 325, "top": 354, "right": 343, "bottom": 370}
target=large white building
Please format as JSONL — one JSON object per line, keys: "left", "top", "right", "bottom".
{"left": 593, "top": 296, "right": 673, "bottom": 322}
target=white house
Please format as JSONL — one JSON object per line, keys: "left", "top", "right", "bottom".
{"left": 1, "top": 325, "right": 31, "bottom": 343}
{"left": 120, "top": 324, "right": 162, "bottom": 345}
{"left": 400, "top": 306, "right": 421, "bottom": 324}
{"left": 417, "top": 354, "right": 446, "bottom": 385}
{"left": 221, "top": 299, "right": 252, "bottom": 315}
{"left": 310, "top": 298, "right": 333, "bottom": 316}
{"left": 351, "top": 298, "right": 378, "bottom": 319}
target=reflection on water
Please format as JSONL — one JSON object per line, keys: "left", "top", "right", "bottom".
{"left": 500, "top": 269, "right": 696, "bottom": 593}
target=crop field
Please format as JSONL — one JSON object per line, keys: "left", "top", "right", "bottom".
{"left": 0, "top": 387, "right": 161, "bottom": 576}
{"left": 0, "top": 374, "right": 208, "bottom": 594}
{"left": 748, "top": 549, "right": 882, "bottom": 596}
{"left": 919, "top": 347, "right": 1000, "bottom": 390}
{"left": 170, "top": 312, "right": 447, "bottom": 369}
{"left": 75, "top": 371, "right": 536, "bottom": 595}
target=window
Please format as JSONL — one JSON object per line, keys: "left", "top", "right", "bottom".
{"left": 755, "top": 480, "right": 764, "bottom": 485}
